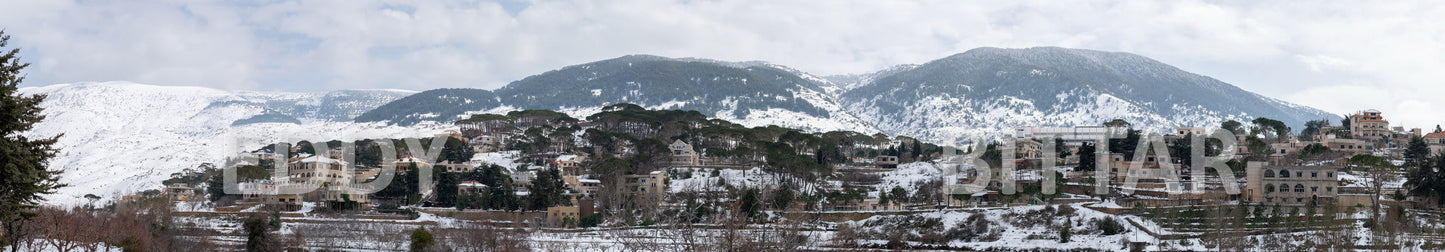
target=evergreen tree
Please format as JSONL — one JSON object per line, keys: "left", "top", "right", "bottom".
{"left": 740, "top": 188, "right": 761, "bottom": 218}
{"left": 911, "top": 140, "right": 923, "bottom": 160}
{"left": 1405, "top": 136, "right": 1431, "bottom": 168}
{"left": 244, "top": 215, "right": 273, "bottom": 252}
{"left": 0, "top": 30, "right": 65, "bottom": 249}
{"left": 410, "top": 227, "right": 434, "bottom": 252}
{"left": 770, "top": 185, "right": 795, "bottom": 210}
{"left": 890, "top": 186, "right": 908, "bottom": 204}
{"left": 1435, "top": 124, "right": 1442, "bottom": 133}
{"left": 435, "top": 172, "right": 460, "bottom": 207}
{"left": 1077, "top": 142, "right": 1096, "bottom": 172}
{"left": 1222, "top": 120, "right": 1243, "bottom": 134}
{"left": 526, "top": 168, "right": 568, "bottom": 210}
{"left": 1059, "top": 217, "right": 1072, "bottom": 243}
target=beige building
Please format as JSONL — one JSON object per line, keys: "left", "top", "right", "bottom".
{"left": 458, "top": 181, "right": 487, "bottom": 195}
{"left": 287, "top": 155, "right": 352, "bottom": 184}
{"left": 165, "top": 184, "right": 194, "bottom": 202}
{"left": 623, "top": 171, "right": 667, "bottom": 199}
{"left": 287, "top": 155, "right": 370, "bottom": 204}
{"left": 393, "top": 156, "right": 432, "bottom": 174}
{"left": 1322, "top": 136, "right": 1373, "bottom": 155}
{"left": 546, "top": 206, "right": 581, "bottom": 228}
{"left": 563, "top": 176, "right": 601, "bottom": 198}
{"left": 1350, "top": 110, "right": 1391, "bottom": 143}
{"left": 876, "top": 155, "right": 899, "bottom": 168}
{"left": 1245, "top": 161, "right": 1338, "bottom": 205}
{"left": 553, "top": 155, "right": 587, "bottom": 175}
{"left": 1425, "top": 132, "right": 1445, "bottom": 155}
{"left": 669, "top": 140, "right": 700, "bottom": 166}
{"left": 438, "top": 161, "right": 475, "bottom": 173}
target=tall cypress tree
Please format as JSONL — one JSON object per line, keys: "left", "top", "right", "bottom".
{"left": 0, "top": 30, "right": 65, "bottom": 248}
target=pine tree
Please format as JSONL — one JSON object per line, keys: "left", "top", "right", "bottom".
{"left": 526, "top": 168, "right": 567, "bottom": 210}
{"left": 911, "top": 140, "right": 923, "bottom": 160}
{"left": 0, "top": 30, "right": 65, "bottom": 249}
{"left": 1059, "top": 217, "right": 1072, "bottom": 243}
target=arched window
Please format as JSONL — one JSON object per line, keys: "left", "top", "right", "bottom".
{"left": 1281, "top": 184, "right": 1290, "bottom": 193}
{"left": 1280, "top": 170, "right": 1291, "bottom": 178}
{"left": 1265, "top": 170, "right": 1275, "bottom": 178}
{"left": 1266, "top": 184, "right": 1275, "bottom": 192}
{"left": 1295, "top": 184, "right": 1305, "bottom": 193}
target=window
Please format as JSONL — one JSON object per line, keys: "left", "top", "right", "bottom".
{"left": 1295, "top": 184, "right": 1305, "bottom": 193}
{"left": 1297, "top": 198, "right": 1303, "bottom": 203}
{"left": 1266, "top": 184, "right": 1275, "bottom": 192}
{"left": 1280, "top": 170, "right": 1291, "bottom": 178}
{"left": 1327, "top": 187, "right": 1333, "bottom": 192}
{"left": 1281, "top": 184, "right": 1289, "bottom": 193}
{"left": 1265, "top": 170, "right": 1275, "bottom": 178}
{"left": 1311, "top": 172, "right": 1317, "bottom": 177}
{"left": 1312, "top": 186, "right": 1318, "bottom": 192}
{"left": 1297, "top": 172, "right": 1303, "bottom": 177}
{"left": 1328, "top": 172, "right": 1333, "bottom": 178}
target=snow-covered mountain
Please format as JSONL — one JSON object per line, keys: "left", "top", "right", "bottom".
{"left": 840, "top": 47, "right": 1339, "bottom": 145}
{"left": 359, "top": 48, "right": 1336, "bottom": 144}
{"left": 19, "top": 82, "right": 444, "bottom": 206}
{"left": 356, "top": 55, "right": 881, "bottom": 134}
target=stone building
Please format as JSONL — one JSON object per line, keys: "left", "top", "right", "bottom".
{"left": 1245, "top": 161, "right": 1338, "bottom": 205}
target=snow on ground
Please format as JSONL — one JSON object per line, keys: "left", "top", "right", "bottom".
{"left": 470, "top": 150, "right": 523, "bottom": 170}
{"left": 1337, "top": 170, "right": 1406, "bottom": 188}
{"left": 668, "top": 167, "right": 782, "bottom": 193}
{"left": 874, "top": 162, "right": 943, "bottom": 194}
{"left": 845, "top": 203, "right": 1198, "bottom": 251}
{"left": 21, "top": 82, "right": 450, "bottom": 206}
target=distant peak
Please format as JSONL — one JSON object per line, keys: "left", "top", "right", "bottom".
{"left": 611, "top": 54, "right": 675, "bottom": 62}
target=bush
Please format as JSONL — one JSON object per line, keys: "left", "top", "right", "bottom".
{"left": 244, "top": 216, "right": 272, "bottom": 252}
{"left": 410, "top": 227, "right": 434, "bottom": 252}
{"left": 579, "top": 215, "right": 601, "bottom": 228}
{"left": 945, "top": 214, "right": 999, "bottom": 242}
{"left": 1097, "top": 217, "right": 1127, "bottom": 235}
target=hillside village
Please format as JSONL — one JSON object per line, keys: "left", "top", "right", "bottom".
{"left": 79, "top": 104, "right": 1445, "bottom": 251}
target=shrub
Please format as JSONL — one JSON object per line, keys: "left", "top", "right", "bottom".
{"left": 410, "top": 227, "right": 434, "bottom": 252}
{"left": 1097, "top": 217, "right": 1127, "bottom": 235}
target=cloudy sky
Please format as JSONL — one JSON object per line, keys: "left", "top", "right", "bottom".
{"left": 2, "top": 0, "right": 1443, "bottom": 128}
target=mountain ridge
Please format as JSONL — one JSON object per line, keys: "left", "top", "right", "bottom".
{"left": 356, "top": 47, "right": 1338, "bottom": 144}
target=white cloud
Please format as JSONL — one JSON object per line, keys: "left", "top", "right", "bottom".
{"left": 0, "top": 0, "right": 1442, "bottom": 127}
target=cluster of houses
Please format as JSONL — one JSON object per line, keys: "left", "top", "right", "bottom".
{"left": 950, "top": 109, "right": 1440, "bottom": 208}
{"left": 175, "top": 114, "right": 716, "bottom": 227}
{"left": 144, "top": 107, "right": 1445, "bottom": 224}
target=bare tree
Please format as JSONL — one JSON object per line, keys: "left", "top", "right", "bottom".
{"left": 1349, "top": 154, "right": 1397, "bottom": 223}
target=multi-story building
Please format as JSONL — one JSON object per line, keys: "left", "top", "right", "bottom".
{"left": 393, "top": 156, "right": 431, "bottom": 174}
{"left": 553, "top": 155, "right": 587, "bottom": 175}
{"left": 669, "top": 140, "right": 700, "bottom": 166}
{"left": 1245, "top": 161, "right": 1338, "bottom": 205}
{"left": 1350, "top": 109, "right": 1392, "bottom": 144}
{"left": 1425, "top": 132, "right": 1445, "bottom": 155}
{"left": 1014, "top": 126, "right": 1127, "bottom": 144}
{"left": 1322, "top": 135, "right": 1373, "bottom": 155}
{"left": 563, "top": 176, "right": 601, "bottom": 198}
{"left": 287, "top": 155, "right": 369, "bottom": 203}
{"left": 623, "top": 171, "right": 667, "bottom": 199}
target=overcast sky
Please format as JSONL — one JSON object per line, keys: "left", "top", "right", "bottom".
{"left": 2, "top": 1, "right": 1443, "bottom": 128}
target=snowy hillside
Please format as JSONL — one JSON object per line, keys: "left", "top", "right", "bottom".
{"left": 19, "top": 82, "right": 446, "bottom": 206}
{"left": 841, "top": 47, "right": 1340, "bottom": 145}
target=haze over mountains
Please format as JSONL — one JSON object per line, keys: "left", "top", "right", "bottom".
{"left": 20, "top": 47, "right": 1339, "bottom": 204}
